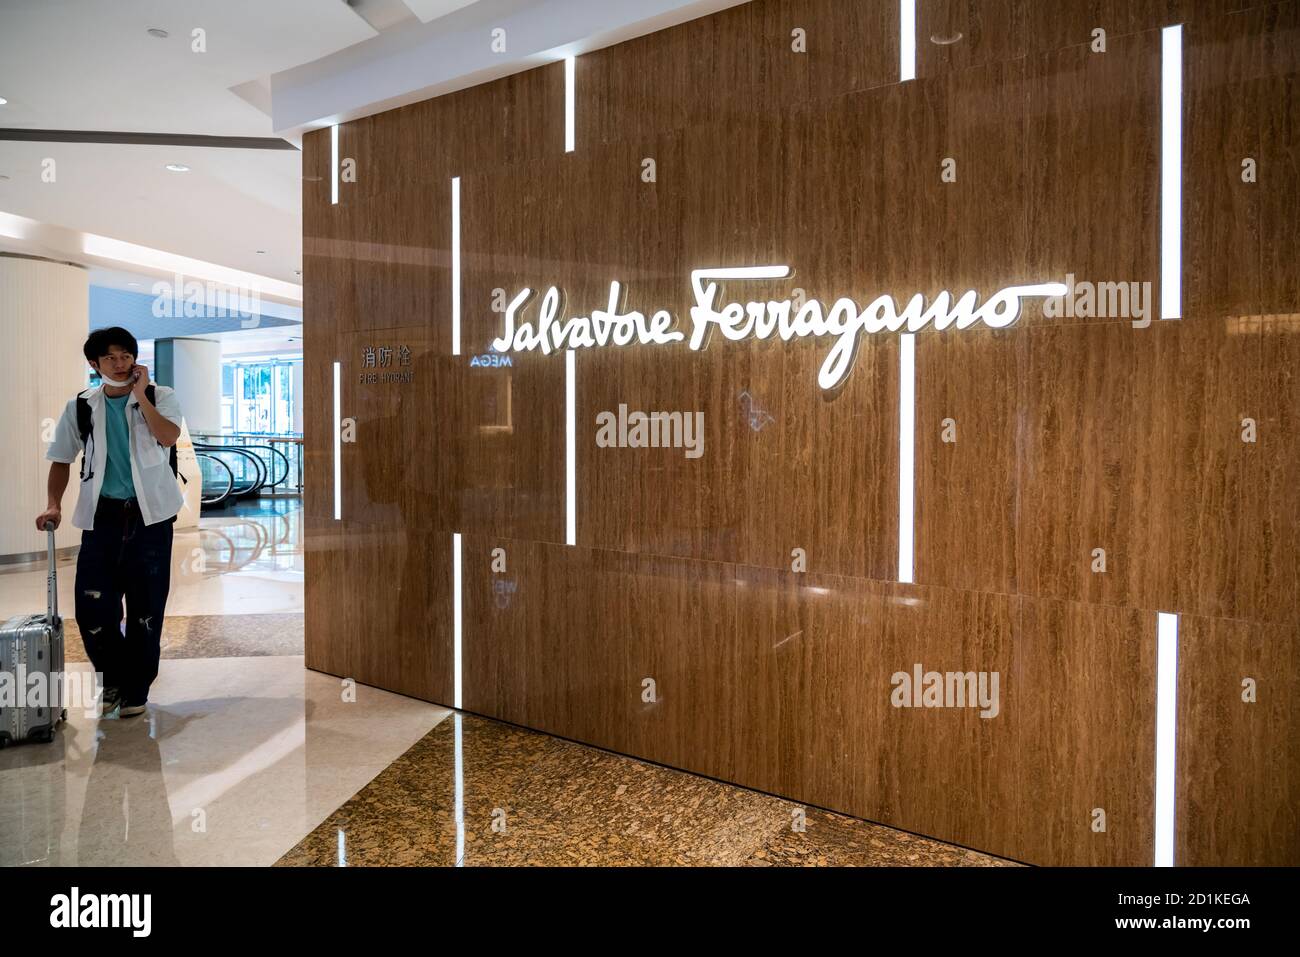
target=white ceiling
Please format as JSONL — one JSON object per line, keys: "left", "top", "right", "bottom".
{"left": 0, "top": 0, "right": 377, "bottom": 136}
{"left": 270, "top": 0, "right": 747, "bottom": 135}
{"left": 0, "top": 0, "right": 381, "bottom": 301}
{"left": 0, "top": 0, "right": 743, "bottom": 311}
{"left": 0, "top": 140, "right": 303, "bottom": 285}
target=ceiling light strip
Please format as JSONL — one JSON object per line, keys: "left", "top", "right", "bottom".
{"left": 81, "top": 234, "right": 301, "bottom": 302}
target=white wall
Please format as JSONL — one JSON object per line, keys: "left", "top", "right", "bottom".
{"left": 1, "top": 255, "right": 90, "bottom": 559}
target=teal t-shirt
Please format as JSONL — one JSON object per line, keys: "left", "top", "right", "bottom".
{"left": 101, "top": 394, "right": 136, "bottom": 500}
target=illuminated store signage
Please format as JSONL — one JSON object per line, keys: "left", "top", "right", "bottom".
{"left": 492, "top": 267, "right": 1067, "bottom": 390}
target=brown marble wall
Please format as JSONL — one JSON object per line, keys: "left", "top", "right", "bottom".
{"left": 303, "top": 0, "right": 1300, "bottom": 865}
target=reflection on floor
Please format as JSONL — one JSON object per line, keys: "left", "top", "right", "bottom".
{"left": 0, "top": 498, "right": 303, "bottom": 623}
{"left": 2, "top": 496, "right": 1018, "bottom": 868}
{"left": 0, "top": 659, "right": 450, "bottom": 866}
{"left": 0, "top": 497, "right": 447, "bottom": 867}
{"left": 277, "top": 713, "right": 1019, "bottom": 867}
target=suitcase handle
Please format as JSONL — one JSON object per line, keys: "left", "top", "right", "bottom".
{"left": 43, "top": 521, "right": 58, "bottom": 624}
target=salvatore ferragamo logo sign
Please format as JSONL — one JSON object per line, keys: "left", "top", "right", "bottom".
{"left": 492, "top": 267, "right": 1067, "bottom": 390}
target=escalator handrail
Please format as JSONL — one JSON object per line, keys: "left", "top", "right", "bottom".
{"left": 193, "top": 444, "right": 266, "bottom": 496}
{"left": 194, "top": 452, "right": 235, "bottom": 508}
{"left": 190, "top": 433, "right": 302, "bottom": 492}
{"left": 194, "top": 444, "right": 263, "bottom": 495}
{"left": 232, "top": 443, "right": 290, "bottom": 490}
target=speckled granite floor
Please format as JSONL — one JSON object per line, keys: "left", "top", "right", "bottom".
{"left": 276, "top": 712, "right": 1021, "bottom": 867}
{"left": 63, "top": 613, "right": 304, "bottom": 662}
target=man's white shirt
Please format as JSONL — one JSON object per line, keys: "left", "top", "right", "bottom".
{"left": 46, "top": 384, "right": 186, "bottom": 529}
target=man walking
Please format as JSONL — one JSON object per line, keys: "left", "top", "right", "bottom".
{"left": 35, "top": 327, "right": 184, "bottom": 717}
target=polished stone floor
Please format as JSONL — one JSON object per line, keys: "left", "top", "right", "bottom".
{"left": 0, "top": 658, "right": 450, "bottom": 866}
{"left": 277, "top": 712, "right": 1018, "bottom": 867}
{"left": 2, "top": 497, "right": 1018, "bottom": 868}
{"left": 0, "top": 499, "right": 450, "bottom": 866}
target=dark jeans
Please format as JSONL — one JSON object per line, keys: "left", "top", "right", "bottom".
{"left": 74, "top": 497, "right": 174, "bottom": 705}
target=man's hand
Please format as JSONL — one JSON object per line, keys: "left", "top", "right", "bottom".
{"left": 35, "top": 506, "right": 61, "bottom": 531}
{"left": 131, "top": 372, "right": 181, "bottom": 446}
{"left": 130, "top": 363, "right": 150, "bottom": 400}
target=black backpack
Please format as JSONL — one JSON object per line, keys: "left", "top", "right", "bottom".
{"left": 76, "top": 384, "right": 182, "bottom": 481}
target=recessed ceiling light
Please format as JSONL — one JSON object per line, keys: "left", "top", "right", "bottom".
{"left": 165, "top": 163, "right": 190, "bottom": 172}
{"left": 256, "top": 249, "right": 266, "bottom": 254}
{"left": 0, "top": 97, "right": 8, "bottom": 106}
{"left": 147, "top": 28, "right": 169, "bottom": 38}
{"left": 127, "top": 281, "right": 141, "bottom": 287}
{"left": 930, "top": 32, "right": 963, "bottom": 45}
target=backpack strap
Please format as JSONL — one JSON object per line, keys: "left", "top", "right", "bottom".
{"left": 75, "top": 395, "right": 92, "bottom": 445}
{"left": 75, "top": 395, "right": 93, "bottom": 482}
{"left": 142, "top": 384, "right": 183, "bottom": 482}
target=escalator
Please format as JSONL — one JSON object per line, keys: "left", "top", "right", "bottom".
{"left": 191, "top": 436, "right": 297, "bottom": 511}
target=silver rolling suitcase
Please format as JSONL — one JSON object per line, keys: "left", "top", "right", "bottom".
{"left": 0, "top": 524, "right": 67, "bottom": 747}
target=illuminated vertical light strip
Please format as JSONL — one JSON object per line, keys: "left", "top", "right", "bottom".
{"left": 900, "top": 0, "right": 917, "bottom": 82}
{"left": 1155, "top": 611, "right": 1179, "bottom": 866}
{"left": 332, "top": 361, "right": 341, "bottom": 520}
{"left": 564, "top": 56, "right": 576, "bottom": 153}
{"left": 337, "top": 829, "right": 346, "bottom": 867}
{"left": 454, "top": 713, "right": 465, "bottom": 866}
{"left": 1104, "top": 32, "right": 1188, "bottom": 853}
{"left": 1160, "top": 25, "right": 1182, "bottom": 320}
{"left": 330, "top": 123, "right": 339, "bottom": 206}
{"left": 565, "top": 349, "right": 576, "bottom": 546}
{"left": 453, "top": 532, "right": 463, "bottom": 709}
{"left": 897, "top": 334, "right": 916, "bottom": 583}
{"left": 451, "top": 176, "right": 461, "bottom": 355}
